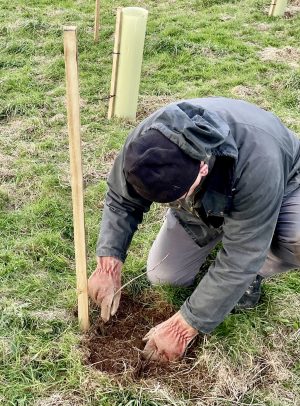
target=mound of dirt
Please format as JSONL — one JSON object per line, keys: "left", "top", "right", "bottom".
{"left": 84, "top": 293, "right": 209, "bottom": 397}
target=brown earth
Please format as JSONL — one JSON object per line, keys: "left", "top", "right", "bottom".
{"left": 81, "top": 291, "right": 298, "bottom": 403}
{"left": 83, "top": 292, "right": 209, "bottom": 397}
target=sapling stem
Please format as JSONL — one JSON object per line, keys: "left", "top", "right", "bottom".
{"left": 113, "top": 253, "right": 169, "bottom": 298}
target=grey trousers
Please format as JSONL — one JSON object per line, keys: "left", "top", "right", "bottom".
{"left": 147, "top": 187, "right": 300, "bottom": 286}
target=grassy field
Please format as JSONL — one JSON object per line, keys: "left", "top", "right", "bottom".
{"left": 1, "top": 0, "right": 300, "bottom": 404}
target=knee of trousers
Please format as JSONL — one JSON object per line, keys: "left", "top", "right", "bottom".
{"left": 291, "top": 237, "right": 300, "bottom": 266}
{"left": 146, "top": 255, "right": 194, "bottom": 287}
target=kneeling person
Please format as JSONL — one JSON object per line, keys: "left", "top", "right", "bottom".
{"left": 88, "top": 97, "right": 300, "bottom": 362}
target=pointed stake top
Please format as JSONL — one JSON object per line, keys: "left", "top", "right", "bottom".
{"left": 63, "top": 26, "right": 77, "bottom": 32}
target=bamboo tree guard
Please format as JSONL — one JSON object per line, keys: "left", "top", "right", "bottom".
{"left": 94, "top": 0, "right": 101, "bottom": 42}
{"left": 269, "top": 0, "right": 288, "bottom": 16}
{"left": 108, "top": 7, "right": 148, "bottom": 120}
{"left": 63, "top": 26, "right": 90, "bottom": 332}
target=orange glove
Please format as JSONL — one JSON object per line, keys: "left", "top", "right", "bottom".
{"left": 88, "top": 256, "right": 122, "bottom": 322}
{"left": 142, "top": 311, "right": 198, "bottom": 362}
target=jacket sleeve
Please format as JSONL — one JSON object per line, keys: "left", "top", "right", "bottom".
{"left": 96, "top": 150, "right": 152, "bottom": 262}
{"left": 180, "top": 160, "right": 285, "bottom": 333}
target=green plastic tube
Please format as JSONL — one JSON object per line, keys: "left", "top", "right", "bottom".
{"left": 114, "top": 7, "right": 148, "bottom": 120}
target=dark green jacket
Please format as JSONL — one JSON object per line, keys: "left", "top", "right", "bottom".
{"left": 97, "top": 97, "right": 300, "bottom": 333}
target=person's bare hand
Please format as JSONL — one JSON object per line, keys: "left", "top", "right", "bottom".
{"left": 88, "top": 256, "right": 122, "bottom": 322}
{"left": 142, "top": 311, "right": 198, "bottom": 362}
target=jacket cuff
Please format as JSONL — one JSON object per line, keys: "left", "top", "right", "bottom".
{"left": 180, "top": 301, "right": 212, "bottom": 334}
{"left": 95, "top": 248, "right": 126, "bottom": 263}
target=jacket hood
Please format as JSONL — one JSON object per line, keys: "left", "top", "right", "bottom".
{"left": 139, "top": 101, "right": 233, "bottom": 162}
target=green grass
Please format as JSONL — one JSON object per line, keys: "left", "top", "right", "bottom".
{"left": 0, "top": 0, "right": 300, "bottom": 404}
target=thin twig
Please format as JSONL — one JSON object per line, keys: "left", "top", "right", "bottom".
{"left": 113, "top": 253, "right": 169, "bottom": 298}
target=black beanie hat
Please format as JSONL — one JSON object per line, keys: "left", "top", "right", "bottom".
{"left": 123, "top": 129, "right": 200, "bottom": 203}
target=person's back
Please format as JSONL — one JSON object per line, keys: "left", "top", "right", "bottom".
{"left": 190, "top": 97, "right": 300, "bottom": 194}
{"left": 88, "top": 97, "right": 300, "bottom": 362}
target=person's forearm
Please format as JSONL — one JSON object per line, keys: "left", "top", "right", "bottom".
{"left": 96, "top": 189, "right": 147, "bottom": 262}
{"left": 96, "top": 203, "right": 142, "bottom": 262}
{"left": 180, "top": 264, "right": 257, "bottom": 333}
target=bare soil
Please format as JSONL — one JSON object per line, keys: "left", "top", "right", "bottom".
{"left": 83, "top": 292, "right": 209, "bottom": 397}
{"left": 78, "top": 293, "right": 299, "bottom": 402}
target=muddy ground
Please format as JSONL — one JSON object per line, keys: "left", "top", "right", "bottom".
{"left": 83, "top": 292, "right": 210, "bottom": 398}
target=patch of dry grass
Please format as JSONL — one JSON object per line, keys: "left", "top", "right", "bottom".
{"left": 258, "top": 47, "right": 300, "bottom": 68}
{"left": 30, "top": 309, "right": 71, "bottom": 322}
{"left": 34, "top": 393, "right": 84, "bottom": 406}
{"left": 137, "top": 95, "right": 178, "bottom": 121}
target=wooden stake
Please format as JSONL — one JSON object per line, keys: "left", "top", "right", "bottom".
{"left": 107, "top": 7, "right": 122, "bottom": 119}
{"left": 94, "top": 0, "right": 101, "bottom": 42}
{"left": 63, "top": 26, "right": 89, "bottom": 332}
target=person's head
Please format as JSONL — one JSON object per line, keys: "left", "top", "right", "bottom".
{"left": 123, "top": 129, "right": 208, "bottom": 203}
